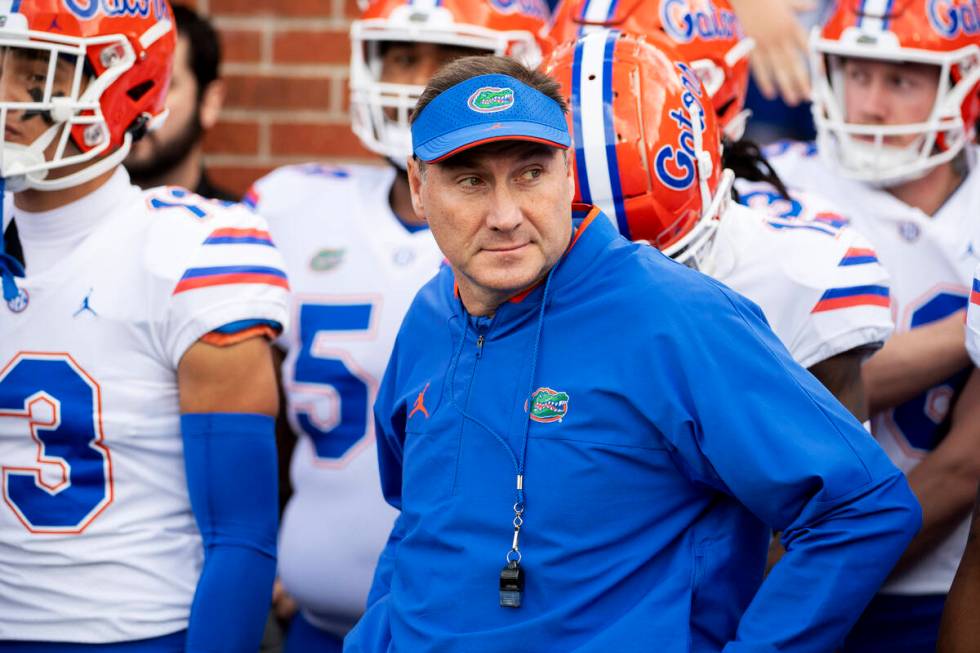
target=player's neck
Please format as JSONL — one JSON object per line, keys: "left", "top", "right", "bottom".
{"left": 884, "top": 160, "right": 964, "bottom": 217}
{"left": 13, "top": 166, "right": 119, "bottom": 213}
{"left": 130, "top": 145, "right": 203, "bottom": 192}
{"left": 389, "top": 168, "right": 425, "bottom": 227}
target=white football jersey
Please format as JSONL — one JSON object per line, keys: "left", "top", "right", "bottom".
{"left": 969, "top": 263, "right": 980, "bottom": 367}
{"left": 248, "top": 163, "right": 444, "bottom": 637}
{"left": 724, "top": 186, "right": 893, "bottom": 368}
{"left": 769, "top": 142, "right": 980, "bottom": 595}
{"left": 0, "top": 169, "right": 289, "bottom": 643}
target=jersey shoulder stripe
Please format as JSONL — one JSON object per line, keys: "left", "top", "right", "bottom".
{"left": 812, "top": 284, "right": 890, "bottom": 313}
{"left": 839, "top": 247, "right": 880, "bottom": 266}
{"left": 203, "top": 228, "right": 275, "bottom": 247}
{"left": 173, "top": 265, "right": 289, "bottom": 294}
{"left": 968, "top": 269, "right": 980, "bottom": 367}
{"left": 763, "top": 217, "right": 842, "bottom": 237}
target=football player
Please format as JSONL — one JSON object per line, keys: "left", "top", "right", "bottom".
{"left": 763, "top": 1, "right": 980, "bottom": 650}
{"left": 0, "top": 2, "right": 287, "bottom": 651}
{"left": 542, "top": 16, "right": 893, "bottom": 421}
{"left": 244, "top": 1, "right": 549, "bottom": 650}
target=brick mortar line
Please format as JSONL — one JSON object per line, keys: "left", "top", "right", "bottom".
{"left": 213, "top": 16, "right": 352, "bottom": 31}
{"left": 223, "top": 62, "right": 349, "bottom": 76}
{"left": 259, "top": 22, "right": 273, "bottom": 66}
{"left": 205, "top": 154, "right": 379, "bottom": 166}
{"left": 219, "top": 109, "right": 347, "bottom": 122}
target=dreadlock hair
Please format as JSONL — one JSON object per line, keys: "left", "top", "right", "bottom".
{"left": 723, "top": 137, "right": 792, "bottom": 202}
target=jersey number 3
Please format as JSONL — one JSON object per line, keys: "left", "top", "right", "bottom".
{"left": 0, "top": 353, "right": 112, "bottom": 533}
{"left": 290, "top": 302, "right": 376, "bottom": 463}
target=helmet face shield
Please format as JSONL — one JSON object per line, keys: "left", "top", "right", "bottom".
{"left": 0, "top": 33, "right": 128, "bottom": 191}
{"left": 0, "top": 3, "right": 175, "bottom": 192}
{"left": 810, "top": 3, "right": 980, "bottom": 186}
{"left": 349, "top": 1, "right": 548, "bottom": 163}
{"left": 349, "top": 31, "right": 497, "bottom": 166}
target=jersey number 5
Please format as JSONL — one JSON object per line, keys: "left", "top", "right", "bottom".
{"left": 289, "top": 302, "right": 377, "bottom": 463}
{"left": 890, "top": 291, "right": 970, "bottom": 454}
{"left": 0, "top": 353, "right": 112, "bottom": 533}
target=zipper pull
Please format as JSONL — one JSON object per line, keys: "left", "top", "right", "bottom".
{"left": 476, "top": 334, "right": 485, "bottom": 357}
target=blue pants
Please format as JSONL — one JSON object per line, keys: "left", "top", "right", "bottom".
{"left": 0, "top": 631, "right": 185, "bottom": 652}
{"left": 841, "top": 593, "right": 947, "bottom": 653}
{"left": 285, "top": 612, "right": 344, "bottom": 653}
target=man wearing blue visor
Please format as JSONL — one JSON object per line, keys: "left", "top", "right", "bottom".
{"left": 344, "top": 55, "right": 922, "bottom": 653}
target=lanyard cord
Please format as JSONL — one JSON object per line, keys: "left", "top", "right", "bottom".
{"left": 446, "top": 263, "right": 559, "bottom": 563}
{"left": 0, "top": 178, "right": 26, "bottom": 303}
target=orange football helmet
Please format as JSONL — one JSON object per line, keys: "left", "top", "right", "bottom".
{"left": 350, "top": 0, "right": 550, "bottom": 164}
{"left": 541, "top": 29, "right": 733, "bottom": 268}
{"left": 0, "top": 0, "right": 176, "bottom": 191}
{"left": 811, "top": 0, "right": 980, "bottom": 185}
{"left": 546, "top": 0, "right": 754, "bottom": 140}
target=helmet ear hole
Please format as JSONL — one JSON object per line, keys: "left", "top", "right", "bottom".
{"left": 127, "top": 80, "right": 155, "bottom": 102}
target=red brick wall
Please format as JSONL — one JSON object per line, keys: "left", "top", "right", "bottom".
{"left": 184, "top": 0, "right": 376, "bottom": 197}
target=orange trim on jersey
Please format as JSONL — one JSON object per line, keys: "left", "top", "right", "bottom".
{"left": 173, "top": 273, "right": 290, "bottom": 294}
{"left": 844, "top": 247, "right": 877, "bottom": 258}
{"left": 200, "top": 325, "right": 278, "bottom": 347}
{"left": 811, "top": 295, "right": 891, "bottom": 313}
{"left": 205, "top": 228, "right": 274, "bottom": 242}
{"left": 427, "top": 135, "right": 570, "bottom": 163}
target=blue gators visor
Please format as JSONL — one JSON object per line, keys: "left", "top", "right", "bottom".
{"left": 411, "top": 73, "right": 571, "bottom": 163}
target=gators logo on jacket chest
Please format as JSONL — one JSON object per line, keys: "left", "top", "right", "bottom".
{"left": 527, "top": 387, "right": 569, "bottom": 423}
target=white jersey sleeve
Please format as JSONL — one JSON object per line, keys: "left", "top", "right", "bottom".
{"left": 142, "top": 188, "right": 290, "bottom": 366}
{"left": 969, "top": 263, "right": 980, "bottom": 367}
{"left": 725, "top": 186, "right": 893, "bottom": 369}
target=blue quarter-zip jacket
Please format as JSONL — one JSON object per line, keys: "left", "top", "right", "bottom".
{"left": 345, "top": 207, "right": 921, "bottom": 653}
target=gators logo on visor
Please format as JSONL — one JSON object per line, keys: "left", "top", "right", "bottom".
{"left": 468, "top": 87, "right": 515, "bottom": 113}
{"left": 527, "top": 387, "right": 569, "bottom": 423}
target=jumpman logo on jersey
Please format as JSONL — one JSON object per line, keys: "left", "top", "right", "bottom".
{"left": 73, "top": 288, "right": 97, "bottom": 318}
{"left": 408, "top": 382, "right": 431, "bottom": 420}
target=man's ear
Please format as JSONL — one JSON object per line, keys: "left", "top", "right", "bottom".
{"left": 564, "top": 150, "right": 576, "bottom": 205}
{"left": 407, "top": 157, "right": 426, "bottom": 218}
{"left": 199, "top": 79, "right": 226, "bottom": 131}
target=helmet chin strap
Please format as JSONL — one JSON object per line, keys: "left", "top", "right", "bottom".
{"left": 0, "top": 118, "right": 130, "bottom": 193}
{"left": 26, "top": 132, "right": 130, "bottom": 192}
{"left": 1, "top": 118, "right": 61, "bottom": 192}
{"left": 379, "top": 119, "right": 412, "bottom": 167}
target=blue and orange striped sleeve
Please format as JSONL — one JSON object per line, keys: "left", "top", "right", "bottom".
{"left": 164, "top": 205, "right": 290, "bottom": 365}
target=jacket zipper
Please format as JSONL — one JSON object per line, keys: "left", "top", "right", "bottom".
{"left": 452, "top": 330, "right": 485, "bottom": 494}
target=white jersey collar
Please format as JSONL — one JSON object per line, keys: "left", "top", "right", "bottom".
{"left": 13, "top": 167, "right": 137, "bottom": 276}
